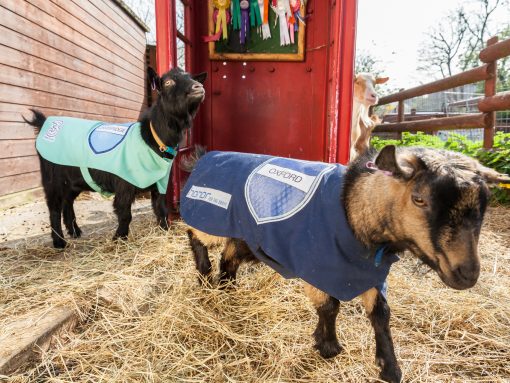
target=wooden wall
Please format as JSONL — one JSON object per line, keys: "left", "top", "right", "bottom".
{"left": 0, "top": 0, "right": 149, "bottom": 197}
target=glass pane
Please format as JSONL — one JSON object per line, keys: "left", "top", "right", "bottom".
{"left": 176, "top": 0, "right": 185, "bottom": 34}
{"left": 177, "top": 37, "right": 186, "bottom": 69}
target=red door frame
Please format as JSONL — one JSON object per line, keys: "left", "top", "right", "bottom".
{"left": 154, "top": 0, "right": 358, "bottom": 205}
{"left": 328, "top": 0, "right": 357, "bottom": 164}
{"left": 155, "top": 0, "right": 177, "bottom": 73}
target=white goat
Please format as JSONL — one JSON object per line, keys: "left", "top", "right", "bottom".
{"left": 351, "top": 73, "right": 388, "bottom": 160}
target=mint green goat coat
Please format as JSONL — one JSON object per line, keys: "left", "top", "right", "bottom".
{"left": 35, "top": 116, "right": 173, "bottom": 194}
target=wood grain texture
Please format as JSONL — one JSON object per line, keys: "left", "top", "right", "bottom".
{"left": 0, "top": 0, "right": 148, "bottom": 197}
{"left": 0, "top": 156, "right": 40, "bottom": 178}
{"left": 0, "top": 5, "right": 144, "bottom": 90}
{"left": 0, "top": 171, "right": 41, "bottom": 195}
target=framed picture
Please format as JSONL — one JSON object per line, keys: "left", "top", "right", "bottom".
{"left": 207, "top": 0, "right": 307, "bottom": 62}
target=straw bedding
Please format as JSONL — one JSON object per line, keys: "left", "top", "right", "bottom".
{"left": 0, "top": 204, "right": 509, "bottom": 382}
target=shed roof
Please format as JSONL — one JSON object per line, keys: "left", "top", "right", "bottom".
{"left": 111, "top": 0, "right": 150, "bottom": 33}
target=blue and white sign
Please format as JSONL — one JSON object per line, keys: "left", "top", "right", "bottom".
{"left": 88, "top": 122, "right": 133, "bottom": 154}
{"left": 244, "top": 157, "right": 335, "bottom": 224}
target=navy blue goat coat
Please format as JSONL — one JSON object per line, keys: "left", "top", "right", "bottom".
{"left": 180, "top": 151, "right": 399, "bottom": 301}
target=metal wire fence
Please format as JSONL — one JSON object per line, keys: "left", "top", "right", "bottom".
{"left": 379, "top": 85, "right": 510, "bottom": 142}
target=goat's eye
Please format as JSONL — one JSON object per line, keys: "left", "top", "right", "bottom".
{"left": 164, "top": 79, "right": 175, "bottom": 87}
{"left": 412, "top": 195, "right": 427, "bottom": 207}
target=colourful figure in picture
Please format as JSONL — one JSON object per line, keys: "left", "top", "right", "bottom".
{"left": 213, "top": 0, "right": 231, "bottom": 40}
{"left": 250, "top": 0, "right": 262, "bottom": 27}
{"left": 231, "top": 0, "right": 242, "bottom": 31}
{"left": 271, "top": 0, "right": 291, "bottom": 46}
{"left": 240, "top": 0, "right": 250, "bottom": 44}
{"left": 258, "top": 0, "right": 271, "bottom": 39}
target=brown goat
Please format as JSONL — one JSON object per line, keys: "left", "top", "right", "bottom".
{"left": 351, "top": 73, "right": 388, "bottom": 160}
{"left": 181, "top": 146, "right": 509, "bottom": 383}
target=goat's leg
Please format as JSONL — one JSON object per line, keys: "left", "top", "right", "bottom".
{"left": 46, "top": 192, "right": 66, "bottom": 248}
{"left": 361, "top": 288, "right": 401, "bottom": 383}
{"left": 304, "top": 283, "right": 342, "bottom": 358}
{"left": 187, "top": 229, "right": 213, "bottom": 285}
{"left": 63, "top": 190, "right": 82, "bottom": 238}
{"left": 151, "top": 189, "right": 168, "bottom": 230}
{"left": 219, "top": 239, "right": 257, "bottom": 286}
{"left": 112, "top": 189, "right": 136, "bottom": 240}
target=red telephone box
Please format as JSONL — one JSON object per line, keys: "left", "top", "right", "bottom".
{"left": 155, "top": 0, "right": 357, "bottom": 210}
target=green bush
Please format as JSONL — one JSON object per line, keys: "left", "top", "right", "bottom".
{"left": 371, "top": 132, "right": 510, "bottom": 204}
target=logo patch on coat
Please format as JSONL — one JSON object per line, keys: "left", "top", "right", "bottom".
{"left": 186, "top": 185, "right": 232, "bottom": 209}
{"left": 88, "top": 123, "right": 133, "bottom": 154}
{"left": 245, "top": 157, "right": 335, "bottom": 224}
{"left": 43, "top": 120, "right": 63, "bottom": 142}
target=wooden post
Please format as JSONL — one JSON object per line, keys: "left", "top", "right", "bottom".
{"left": 483, "top": 36, "right": 498, "bottom": 149}
{"left": 396, "top": 89, "right": 404, "bottom": 139}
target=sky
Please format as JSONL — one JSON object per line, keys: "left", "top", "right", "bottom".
{"left": 356, "top": 0, "right": 510, "bottom": 89}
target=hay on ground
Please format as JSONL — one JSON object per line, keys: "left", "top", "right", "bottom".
{"left": 0, "top": 204, "right": 509, "bottom": 382}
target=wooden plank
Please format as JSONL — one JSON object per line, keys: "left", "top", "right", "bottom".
{"left": 0, "top": 63, "right": 143, "bottom": 112}
{"left": 0, "top": 84, "right": 143, "bottom": 121}
{"left": 0, "top": 122, "right": 36, "bottom": 140}
{"left": 0, "top": 103, "right": 144, "bottom": 124}
{"left": 8, "top": 0, "right": 143, "bottom": 80}
{"left": 0, "top": 30, "right": 144, "bottom": 100}
{"left": 483, "top": 37, "right": 498, "bottom": 149}
{"left": 93, "top": 0, "right": 148, "bottom": 45}
{"left": 39, "top": 0, "right": 145, "bottom": 67}
{"left": 4, "top": 0, "right": 144, "bottom": 81}
{"left": 72, "top": 0, "right": 146, "bottom": 53}
{"left": 0, "top": 171, "right": 41, "bottom": 195}
{"left": 110, "top": 0, "right": 150, "bottom": 33}
{"left": 0, "top": 139, "right": 37, "bottom": 159}
{"left": 0, "top": 307, "right": 77, "bottom": 375}
{"left": 478, "top": 91, "right": 510, "bottom": 112}
{"left": 378, "top": 65, "right": 491, "bottom": 105}
{"left": 374, "top": 114, "right": 486, "bottom": 133}
{"left": 0, "top": 28, "right": 144, "bottom": 100}
{"left": 479, "top": 37, "right": 510, "bottom": 63}
{"left": 0, "top": 186, "right": 43, "bottom": 209}
{"left": 0, "top": 156, "right": 39, "bottom": 178}
{"left": 0, "top": 4, "right": 144, "bottom": 89}
{"left": 0, "top": 281, "right": 154, "bottom": 375}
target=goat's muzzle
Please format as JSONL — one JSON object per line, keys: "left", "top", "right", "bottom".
{"left": 438, "top": 259, "right": 480, "bottom": 290}
{"left": 189, "top": 83, "right": 205, "bottom": 100}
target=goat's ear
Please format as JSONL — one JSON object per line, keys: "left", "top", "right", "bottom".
{"left": 375, "top": 145, "right": 401, "bottom": 174}
{"left": 475, "top": 163, "right": 510, "bottom": 185}
{"left": 193, "top": 72, "right": 208, "bottom": 84}
{"left": 148, "top": 67, "right": 161, "bottom": 91}
{"left": 375, "top": 76, "right": 389, "bottom": 84}
{"left": 375, "top": 145, "right": 417, "bottom": 178}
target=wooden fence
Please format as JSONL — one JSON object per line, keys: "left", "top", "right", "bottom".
{"left": 374, "top": 36, "right": 510, "bottom": 149}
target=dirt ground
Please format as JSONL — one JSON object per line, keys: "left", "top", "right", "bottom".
{"left": 0, "top": 195, "right": 509, "bottom": 382}
{"left": 0, "top": 193, "right": 152, "bottom": 247}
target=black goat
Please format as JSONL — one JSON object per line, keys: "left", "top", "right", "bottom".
{"left": 24, "top": 67, "right": 206, "bottom": 248}
{"left": 180, "top": 146, "right": 509, "bottom": 382}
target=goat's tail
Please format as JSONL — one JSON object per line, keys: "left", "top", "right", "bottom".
{"left": 23, "top": 108, "right": 47, "bottom": 135}
{"left": 180, "top": 145, "right": 206, "bottom": 172}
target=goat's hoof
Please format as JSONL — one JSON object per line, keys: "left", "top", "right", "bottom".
{"left": 68, "top": 227, "right": 82, "bottom": 238}
{"left": 112, "top": 233, "right": 128, "bottom": 241}
{"left": 197, "top": 274, "right": 214, "bottom": 287}
{"left": 53, "top": 238, "right": 67, "bottom": 249}
{"left": 314, "top": 340, "right": 343, "bottom": 359}
{"left": 379, "top": 366, "right": 402, "bottom": 383}
{"left": 218, "top": 278, "right": 236, "bottom": 290}
{"left": 158, "top": 220, "right": 169, "bottom": 231}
